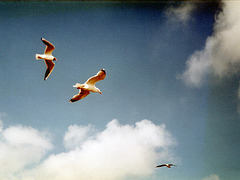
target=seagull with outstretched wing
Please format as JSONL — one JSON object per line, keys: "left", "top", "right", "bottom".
{"left": 156, "top": 164, "right": 177, "bottom": 168}
{"left": 69, "top": 69, "right": 106, "bottom": 103}
{"left": 35, "top": 38, "right": 58, "bottom": 80}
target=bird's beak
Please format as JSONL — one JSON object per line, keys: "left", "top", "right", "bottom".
{"left": 99, "top": 91, "right": 102, "bottom": 94}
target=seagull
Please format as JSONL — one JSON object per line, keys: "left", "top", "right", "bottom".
{"left": 36, "top": 38, "right": 57, "bottom": 80}
{"left": 155, "top": 164, "right": 177, "bottom": 168}
{"left": 69, "top": 69, "right": 106, "bottom": 103}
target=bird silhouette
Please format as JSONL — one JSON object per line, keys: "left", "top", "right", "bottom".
{"left": 156, "top": 163, "right": 177, "bottom": 168}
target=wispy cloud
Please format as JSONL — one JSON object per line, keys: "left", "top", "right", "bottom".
{"left": 0, "top": 119, "right": 177, "bottom": 180}
{"left": 202, "top": 174, "right": 220, "bottom": 180}
{"left": 179, "top": 1, "right": 240, "bottom": 87}
{"left": 165, "top": 2, "right": 196, "bottom": 24}
{"left": 177, "top": 37, "right": 214, "bottom": 87}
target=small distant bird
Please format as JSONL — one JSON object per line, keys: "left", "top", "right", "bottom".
{"left": 156, "top": 164, "right": 177, "bottom": 168}
{"left": 36, "top": 38, "right": 57, "bottom": 80}
{"left": 69, "top": 69, "right": 106, "bottom": 103}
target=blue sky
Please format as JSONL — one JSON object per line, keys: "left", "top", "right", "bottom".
{"left": 0, "top": 1, "right": 239, "bottom": 180}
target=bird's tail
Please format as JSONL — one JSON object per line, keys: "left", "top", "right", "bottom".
{"left": 73, "top": 83, "right": 82, "bottom": 88}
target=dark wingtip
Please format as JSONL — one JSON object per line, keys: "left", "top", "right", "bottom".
{"left": 101, "top": 69, "right": 106, "bottom": 74}
{"left": 69, "top": 99, "right": 74, "bottom": 103}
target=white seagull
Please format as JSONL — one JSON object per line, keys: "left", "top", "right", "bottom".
{"left": 156, "top": 164, "right": 177, "bottom": 168}
{"left": 36, "top": 38, "right": 57, "bottom": 80}
{"left": 69, "top": 69, "right": 106, "bottom": 103}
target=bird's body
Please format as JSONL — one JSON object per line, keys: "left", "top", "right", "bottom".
{"left": 73, "top": 83, "right": 101, "bottom": 93}
{"left": 156, "top": 164, "right": 176, "bottom": 168}
{"left": 69, "top": 69, "right": 106, "bottom": 103}
{"left": 36, "top": 38, "right": 57, "bottom": 80}
{"left": 36, "top": 54, "right": 55, "bottom": 61}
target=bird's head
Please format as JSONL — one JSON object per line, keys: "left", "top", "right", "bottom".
{"left": 96, "top": 88, "right": 102, "bottom": 94}
{"left": 53, "top": 57, "right": 58, "bottom": 61}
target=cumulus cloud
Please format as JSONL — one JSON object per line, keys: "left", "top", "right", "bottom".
{"left": 202, "top": 174, "right": 220, "bottom": 180}
{"left": 13, "top": 119, "right": 177, "bottom": 180}
{"left": 180, "top": 1, "right": 240, "bottom": 87}
{"left": 63, "top": 124, "right": 95, "bottom": 150}
{"left": 0, "top": 124, "right": 53, "bottom": 179}
{"left": 165, "top": 2, "right": 196, "bottom": 24}
{"left": 0, "top": 118, "right": 177, "bottom": 180}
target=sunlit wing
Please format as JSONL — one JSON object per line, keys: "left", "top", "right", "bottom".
{"left": 41, "top": 38, "right": 55, "bottom": 55}
{"left": 69, "top": 89, "right": 90, "bottom": 103}
{"left": 85, "top": 69, "right": 106, "bottom": 86}
{"left": 44, "top": 60, "right": 55, "bottom": 80}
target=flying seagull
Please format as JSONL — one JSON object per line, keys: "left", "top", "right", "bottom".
{"left": 156, "top": 164, "right": 177, "bottom": 168}
{"left": 36, "top": 38, "right": 57, "bottom": 80}
{"left": 69, "top": 69, "right": 106, "bottom": 103}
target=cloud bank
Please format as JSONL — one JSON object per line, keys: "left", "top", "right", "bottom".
{"left": 0, "top": 118, "right": 177, "bottom": 180}
{"left": 180, "top": 1, "right": 240, "bottom": 87}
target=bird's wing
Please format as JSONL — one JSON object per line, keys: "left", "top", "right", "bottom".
{"left": 41, "top": 38, "right": 55, "bottom": 55}
{"left": 69, "top": 89, "right": 90, "bottom": 103}
{"left": 156, "top": 164, "right": 166, "bottom": 168}
{"left": 44, "top": 60, "right": 55, "bottom": 80}
{"left": 85, "top": 69, "right": 106, "bottom": 86}
{"left": 169, "top": 164, "right": 176, "bottom": 167}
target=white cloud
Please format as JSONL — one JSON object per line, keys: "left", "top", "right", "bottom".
{"left": 202, "top": 174, "right": 220, "bottom": 180}
{"left": 63, "top": 124, "right": 95, "bottom": 150}
{"left": 180, "top": 1, "right": 240, "bottom": 87}
{"left": 18, "top": 119, "right": 177, "bottom": 180}
{"left": 0, "top": 119, "right": 177, "bottom": 180}
{"left": 178, "top": 37, "right": 214, "bottom": 87}
{"left": 165, "top": 2, "right": 196, "bottom": 24}
{"left": 0, "top": 125, "right": 53, "bottom": 179}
